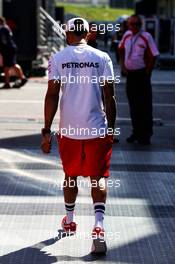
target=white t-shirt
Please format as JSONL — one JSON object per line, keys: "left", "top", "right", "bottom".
{"left": 119, "top": 30, "right": 159, "bottom": 70}
{"left": 48, "top": 44, "right": 114, "bottom": 139}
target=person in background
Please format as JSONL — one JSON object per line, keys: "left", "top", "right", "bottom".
{"left": 104, "top": 30, "right": 109, "bottom": 50}
{"left": 118, "top": 14, "right": 159, "bottom": 145}
{"left": 0, "top": 16, "right": 27, "bottom": 88}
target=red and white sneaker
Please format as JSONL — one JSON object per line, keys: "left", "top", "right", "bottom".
{"left": 91, "top": 226, "right": 107, "bottom": 254}
{"left": 61, "top": 216, "right": 77, "bottom": 234}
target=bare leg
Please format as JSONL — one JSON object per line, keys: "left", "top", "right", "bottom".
{"left": 90, "top": 176, "right": 107, "bottom": 253}
{"left": 63, "top": 175, "right": 78, "bottom": 224}
{"left": 90, "top": 176, "right": 107, "bottom": 203}
{"left": 63, "top": 174, "right": 78, "bottom": 203}
{"left": 12, "top": 64, "right": 25, "bottom": 79}
{"left": 91, "top": 176, "right": 107, "bottom": 228}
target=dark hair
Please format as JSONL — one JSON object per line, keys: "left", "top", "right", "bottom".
{"left": 129, "top": 14, "right": 142, "bottom": 27}
{"left": 89, "top": 21, "right": 96, "bottom": 26}
{"left": 73, "top": 19, "right": 88, "bottom": 36}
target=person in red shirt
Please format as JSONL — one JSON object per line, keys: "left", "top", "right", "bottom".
{"left": 118, "top": 14, "right": 159, "bottom": 145}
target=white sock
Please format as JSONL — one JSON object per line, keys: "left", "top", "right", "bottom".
{"left": 94, "top": 202, "right": 105, "bottom": 229}
{"left": 65, "top": 202, "right": 75, "bottom": 224}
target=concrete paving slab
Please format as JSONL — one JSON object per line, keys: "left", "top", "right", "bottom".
{"left": 0, "top": 76, "right": 175, "bottom": 263}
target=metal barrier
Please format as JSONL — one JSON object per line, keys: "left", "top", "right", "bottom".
{"left": 38, "top": 6, "right": 66, "bottom": 59}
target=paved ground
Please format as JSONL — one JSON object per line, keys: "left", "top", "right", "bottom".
{"left": 0, "top": 63, "right": 175, "bottom": 264}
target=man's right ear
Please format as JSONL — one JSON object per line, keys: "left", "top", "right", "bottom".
{"left": 66, "top": 32, "right": 70, "bottom": 45}
{"left": 86, "top": 32, "right": 91, "bottom": 41}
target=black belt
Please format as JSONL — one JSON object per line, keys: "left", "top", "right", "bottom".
{"left": 127, "top": 67, "right": 146, "bottom": 74}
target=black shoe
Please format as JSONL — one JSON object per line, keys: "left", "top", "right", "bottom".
{"left": 138, "top": 139, "right": 151, "bottom": 145}
{"left": 126, "top": 134, "right": 137, "bottom": 143}
{"left": 12, "top": 80, "right": 21, "bottom": 88}
{"left": 20, "top": 78, "right": 28, "bottom": 87}
{"left": 113, "top": 138, "right": 119, "bottom": 143}
{"left": 1, "top": 83, "right": 11, "bottom": 89}
{"left": 12, "top": 78, "right": 28, "bottom": 88}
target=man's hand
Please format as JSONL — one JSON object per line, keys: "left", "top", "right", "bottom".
{"left": 41, "top": 133, "right": 52, "bottom": 154}
{"left": 41, "top": 79, "right": 60, "bottom": 154}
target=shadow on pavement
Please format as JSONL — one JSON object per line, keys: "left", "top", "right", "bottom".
{"left": 0, "top": 132, "right": 175, "bottom": 262}
{"left": 1, "top": 232, "right": 174, "bottom": 263}
{"left": 0, "top": 229, "right": 75, "bottom": 264}
{"left": 0, "top": 134, "right": 47, "bottom": 148}
{"left": 0, "top": 133, "right": 61, "bottom": 197}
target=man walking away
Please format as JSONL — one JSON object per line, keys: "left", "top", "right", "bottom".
{"left": 41, "top": 17, "right": 116, "bottom": 254}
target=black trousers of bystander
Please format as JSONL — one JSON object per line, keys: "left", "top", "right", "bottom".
{"left": 126, "top": 68, "right": 153, "bottom": 142}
